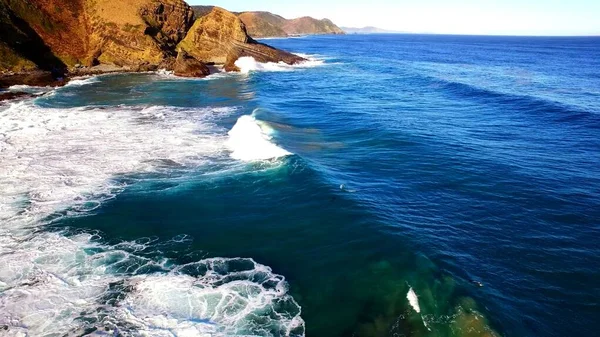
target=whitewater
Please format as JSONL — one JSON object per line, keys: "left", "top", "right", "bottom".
{"left": 0, "top": 68, "right": 301, "bottom": 336}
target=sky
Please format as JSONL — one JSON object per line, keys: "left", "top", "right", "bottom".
{"left": 188, "top": 0, "right": 600, "bottom": 36}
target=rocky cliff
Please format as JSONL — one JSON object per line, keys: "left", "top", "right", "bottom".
{"left": 83, "top": 0, "right": 196, "bottom": 69}
{"left": 178, "top": 7, "right": 304, "bottom": 71}
{"left": 192, "top": 6, "right": 344, "bottom": 38}
{"left": 0, "top": 0, "right": 304, "bottom": 85}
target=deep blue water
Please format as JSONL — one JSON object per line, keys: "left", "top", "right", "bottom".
{"left": 1, "top": 34, "right": 599, "bottom": 337}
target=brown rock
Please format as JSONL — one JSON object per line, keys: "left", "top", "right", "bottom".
{"left": 139, "top": 0, "right": 196, "bottom": 49}
{"left": 0, "top": 70, "right": 66, "bottom": 89}
{"left": 1, "top": 1, "right": 305, "bottom": 81}
{"left": 178, "top": 7, "right": 305, "bottom": 71}
{"left": 173, "top": 50, "right": 210, "bottom": 77}
{"left": 0, "top": 91, "right": 32, "bottom": 102}
{"left": 85, "top": 0, "right": 194, "bottom": 68}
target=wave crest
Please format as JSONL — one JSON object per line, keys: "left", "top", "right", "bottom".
{"left": 234, "top": 55, "right": 325, "bottom": 74}
{"left": 0, "top": 100, "right": 304, "bottom": 336}
{"left": 226, "top": 115, "right": 292, "bottom": 161}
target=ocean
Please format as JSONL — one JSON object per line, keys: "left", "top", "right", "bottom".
{"left": 0, "top": 34, "right": 599, "bottom": 337}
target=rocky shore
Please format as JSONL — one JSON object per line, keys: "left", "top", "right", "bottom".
{"left": 0, "top": 0, "right": 306, "bottom": 100}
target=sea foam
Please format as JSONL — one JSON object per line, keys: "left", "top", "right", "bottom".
{"left": 65, "top": 76, "right": 101, "bottom": 87}
{"left": 407, "top": 287, "right": 421, "bottom": 313}
{"left": 226, "top": 115, "right": 292, "bottom": 161}
{"left": 0, "top": 99, "right": 304, "bottom": 336}
{"left": 234, "top": 55, "right": 325, "bottom": 74}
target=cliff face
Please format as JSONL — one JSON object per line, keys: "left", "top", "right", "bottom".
{"left": 179, "top": 6, "right": 248, "bottom": 65}
{"left": 0, "top": 1, "right": 302, "bottom": 80}
{"left": 85, "top": 0, "right": 195, "bottom": 68}
{"left": 0, "top": 0, "right": 86, "bottom": 71}
{"left": 0, "top": 0, "right": 194, "bottom": 71}
{"left": 178, "top": 7, "right": 304, "bottom": 71}
{"left": 236, "top": 11, "right": 344, "bottom": 38}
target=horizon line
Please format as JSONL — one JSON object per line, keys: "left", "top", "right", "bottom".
{"left": 338, "top": 31, "right": 600, "bottom": 38}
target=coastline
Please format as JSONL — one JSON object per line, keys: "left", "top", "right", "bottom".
{"left": 0, "top": 4, "right": 306, "bottom": 101}
{"left": 0, "top": 66, "right": 139, "bottom": 102}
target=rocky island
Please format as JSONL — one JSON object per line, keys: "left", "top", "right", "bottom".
{"left": 0, "top": 0, "right": 306, "bottom": 91}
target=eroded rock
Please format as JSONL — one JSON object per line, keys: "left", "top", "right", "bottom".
{"left": 173, "top": 50, "right": 210, "bottom": 77}
{"left": 178, "top": 7, "right": 305, "bottom": 71}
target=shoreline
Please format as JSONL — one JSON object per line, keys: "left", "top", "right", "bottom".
{"left": 1, "top": 65, "right": 182, "bottom": 103}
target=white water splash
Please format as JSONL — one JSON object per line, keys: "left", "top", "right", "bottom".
{"left": 226, "top": 115, "right": 291, "bottom": 161}
{"left": 234, "top": 55, "right": 325, "bottom": 74}
{"left": 407, "top": 287, "right": 421, "bottom": 313}
{"left": 65, "top": 76, "right": 101, "bottom": 87}
{"left": 8, "top": 84, "right": 53, "bottom": 95}
{"left": 407, "top": 287, "right": 432, "bottom": 331}
{"left": 0, "top": 99, "right": 304, "bottom": 336}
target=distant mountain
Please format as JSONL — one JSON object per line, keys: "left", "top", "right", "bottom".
{"left": 192, "top": 6, "right": 344, "bottom": 38}
{"left": 279, "top": 16, "right": 344, "bottom": 37}
{"left": 341, "top": 26, "right": 399, "bottom": 34}
{"left": 238, "top": 12, "right": 288, "bottom": 38}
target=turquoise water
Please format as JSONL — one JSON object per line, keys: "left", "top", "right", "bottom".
{"left": 1, "top": 35, "right": 599, "bottom": 337}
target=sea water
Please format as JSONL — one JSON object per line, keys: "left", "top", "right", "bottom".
{"left": 1, "top": 34, "right": 599, "bottom": 337}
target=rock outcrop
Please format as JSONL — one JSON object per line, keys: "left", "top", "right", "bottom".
{"left": 178, "top": 7, "right": 305, "bottom": 71}
{"left": 85, "top": 0, "right": 195, "bottom": 68}
{"left": 0, "top": 0, "right": 78, "bottom": 73}
{"left": 0, "top": 0, "right": 303, "bottom": 84}
{"left": 173, "top": 49, "right": 209, "bottom": 77}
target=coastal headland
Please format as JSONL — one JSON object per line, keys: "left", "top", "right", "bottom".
{"left": 0, "top": 0, "right": 323, "bottom": 95}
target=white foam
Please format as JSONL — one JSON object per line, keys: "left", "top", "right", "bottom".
{"left": 407, "top": 287, "right": 421, "bottom": 313}
{"left": 113, "top": 259, "right": 305, "bottom": 336}
{"left": 155, "top": 68, "right": 175, "bottom": 77}
{"left": 226, "top": 115, "right": 291, "bottom": 161}
{"left": 153, "top": 66, "right": 233, "bottom": 82}
{"left": 65, "top": 76, "right": 100, "bottom": 87}
{"left": 0, "top": 99, "right": 304, "bottom": 336}
{"left": 0, "top": 101, "right": 231, "bottom": 223}
{"left": 234, "top": 55, "right": 325, "bottom": 74}
{"left": 8, "top": 84, "right": 53, "bottom": 95}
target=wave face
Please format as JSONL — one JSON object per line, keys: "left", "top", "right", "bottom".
{"left": 3, "top": 34, "right": 600, "bottom": 337}
{"left": 0, "top": 98, "right": 303, "bottom": 336}
{"left": 257, "top": 34, "right": 600, "bottom": 337}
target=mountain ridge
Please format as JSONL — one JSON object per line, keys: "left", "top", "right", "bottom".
{"left": 341, "top": 26, "right": 402, "bottom": 34}
{"left": 192, "top": 6, "right": 344, "bottom": 38}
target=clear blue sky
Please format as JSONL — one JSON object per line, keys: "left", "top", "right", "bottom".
{"left": 188, "top": 0, "right": 600, "bottom": 36}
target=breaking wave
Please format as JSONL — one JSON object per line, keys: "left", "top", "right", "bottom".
{"left": 8, "top": 84, "right": 53, "bottom": 95}
{"left": 0, "top": 99, "right": 304, "bottom": 336}
{"left": 65, "top": 76, "right": 101, "bottom": 87}
{"left": 234, "top": 55, "right": 325, "bottom": 74}
{"left": 226, "top": 114, "right": 292, "bottom": 161}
